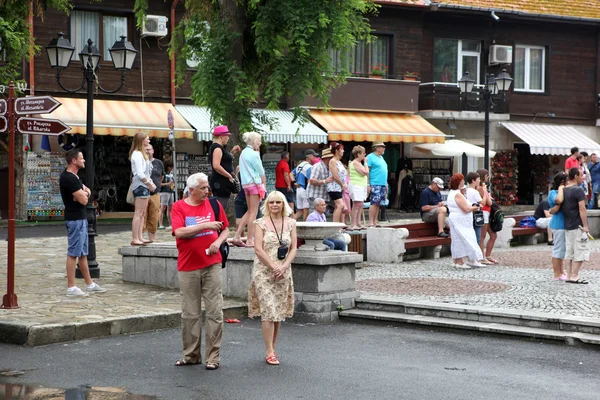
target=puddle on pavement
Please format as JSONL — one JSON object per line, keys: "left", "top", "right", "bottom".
{"left": 0, "top": 383, "right": 156, "bottom": 399}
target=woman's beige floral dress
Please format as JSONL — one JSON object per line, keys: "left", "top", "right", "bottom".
{"left": 248, "top": 218, "right": 295, "bottom": 322}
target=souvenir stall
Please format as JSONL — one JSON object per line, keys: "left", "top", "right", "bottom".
{"left": 26, "top": 152, "right": 67, "bottom": 218}
{"left": 491, "top": 150, "right": 519, "bottom": 205}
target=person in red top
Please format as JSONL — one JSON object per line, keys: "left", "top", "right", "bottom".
{"left": 171, "top": 172, "right": 229, "bottom": 370}
{"left": 565, "top": 147, "right": 580, "bottom": 173}
{"left": 275, "top": 151, "right": 295, "bottom": 211}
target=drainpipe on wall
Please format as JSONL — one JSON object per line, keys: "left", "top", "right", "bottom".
{"left": 171, "top": 0, "right": 179, "bottom": 106}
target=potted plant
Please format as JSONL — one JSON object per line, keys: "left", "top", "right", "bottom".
{"left": 404, "top": 71, "right": 419, "bottom": 81}
{"left": 369, "top": 64, "right": 388, "bottom": 79}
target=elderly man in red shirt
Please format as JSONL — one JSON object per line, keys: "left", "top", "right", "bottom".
{"left": 171, "top": 172, "right": 229, "bottom": 370}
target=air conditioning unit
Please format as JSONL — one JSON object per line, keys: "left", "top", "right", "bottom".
{"left": 489, "top": 45, "right": 512, "bottom": 65}
{"left": 142, "top": 15, "right": 168, "bottom": 37}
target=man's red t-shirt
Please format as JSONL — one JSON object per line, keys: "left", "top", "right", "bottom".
{"left": 275, "top": 159, "right": 290, "bottom": 188}
{"left": 565, "top": 157, "right": 579, "bottom": 171}
{"left": 171, "top": 198, "right": 229, "bottom": 272}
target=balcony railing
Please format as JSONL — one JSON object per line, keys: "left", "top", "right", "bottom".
{"left": 288, "top": 76, "right": 420, "bottom": 113}
{"left": 419, "top": 82, "right": 509, "bottom": 114}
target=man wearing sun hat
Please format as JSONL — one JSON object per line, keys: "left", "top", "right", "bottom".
{"left": 307, "top": 148, "right": 334, "bottom": 212}
{"left": 367, "top": 141, "right": 389, "bottom": 227}
{"left": 420, "top": 177, "right": 449, "bottom": 238}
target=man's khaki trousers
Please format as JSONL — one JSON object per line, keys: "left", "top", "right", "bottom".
{"left": 178, "top": 263, "right": 223, "bottom": 364}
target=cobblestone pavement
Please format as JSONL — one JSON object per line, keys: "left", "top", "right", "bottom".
{"left": 0, "top": 228, "right": 244, "bottom": 326}
{"left": 357, "top": 241, "right": 600, "bottom": 318}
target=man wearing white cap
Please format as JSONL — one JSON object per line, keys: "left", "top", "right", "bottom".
{"left": 420, "top": 177, "right": 449, "bottom": 238}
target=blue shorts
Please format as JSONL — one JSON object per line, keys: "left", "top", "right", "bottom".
{"left": 552, "top": 229, "right": 566, "bottom": 259}
{"left": 133, "top": 185, "right": 150, "bottom": 198}
{"left": 65, "top": 219, "right": 89, "bottom": 257}
{"left": 370, "top": 185, "right": 386, "bottom": 205}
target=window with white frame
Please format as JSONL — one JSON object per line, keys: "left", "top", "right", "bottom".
{"left": 70, "top": 10, "right": 129, "bottom": 62}
{"left": 433, "top": 39, "right": 481, "bottom": 84}
{"left": 514, "top": 45, "right": 545, "bottom": 92}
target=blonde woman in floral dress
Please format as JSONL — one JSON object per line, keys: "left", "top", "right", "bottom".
{"left": 249, "top": 190, "right": 297, "bottom": 366}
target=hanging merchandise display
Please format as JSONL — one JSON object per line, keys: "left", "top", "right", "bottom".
{"left": 411, "top": 158, "right": 452, "bottom": 192}
{"left": 530, "top": 155, "right": 550, "bottom": 197}
{"left": 26, "top": 152, "right": 66, "bottom": 218}
{"left": 492, "top": 150, "right": 519, "bottom": 205}
{"left": 58, "top": 133, "right": 78, "bottom": 151}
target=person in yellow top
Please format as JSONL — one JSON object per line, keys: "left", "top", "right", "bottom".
{"left": 348, "top": 145, "right": 369, "bottom": 230}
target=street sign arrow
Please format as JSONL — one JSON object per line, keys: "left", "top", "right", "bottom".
{"left": 15, "top": 96, "right": 62, "bottom": 115}
{"left": 17, "top": 117, "right": 71, "bottom": 136}
{"left": 0, "top": 116, "right": 6, "bottom": 132}
{"left": 0, "top": 99, "right": 6, "bottom": 116}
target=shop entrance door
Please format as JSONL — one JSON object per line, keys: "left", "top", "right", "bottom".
{"left": 514, "top": 143, "right": 533, "bottom": 205}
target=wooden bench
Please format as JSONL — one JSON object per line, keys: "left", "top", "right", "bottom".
{"left": 506, "top": 214, "right": 546, "bottom": 245}
{"left": 389, "top": 222, "right": 450, "bottom": 258}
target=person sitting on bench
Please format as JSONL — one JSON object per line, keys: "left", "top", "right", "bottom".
{"left": 420, "top": 177, "right": 449, "bottom": 238}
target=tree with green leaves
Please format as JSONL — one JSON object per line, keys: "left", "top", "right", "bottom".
{"left": 0, "top": 0, "right": 71, "bottom": 85}
{"left": 136, "top": 0, "right": 377, "bottom": 145}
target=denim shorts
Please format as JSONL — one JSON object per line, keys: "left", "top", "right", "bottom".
{"left": 551, "top": 229, "right": 566, "bottom": 259}
{"left": 65, "top": 219, "right": 88, "bottom": 257}
{"left": 132, "top": 185, "right": 150, "bottom": 199}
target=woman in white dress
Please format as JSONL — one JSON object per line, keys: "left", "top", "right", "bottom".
{"left": 447, "top": 173, "right": 484, "bottom": 269}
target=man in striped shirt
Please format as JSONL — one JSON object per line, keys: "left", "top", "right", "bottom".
{"left": 307, "top": 148, "right": 334, "bottom": 211}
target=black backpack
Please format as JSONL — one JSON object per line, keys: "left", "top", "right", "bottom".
{"left": 489, "top": 201, "right": 504, "bottom": 232}
{"left": 209, "top": 197, "right": 229, "bottom": 268}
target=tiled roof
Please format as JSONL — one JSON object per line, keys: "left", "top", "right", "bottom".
{"left": 376, "top": 0, "right": 600, "bottom": 21}
{"left": 438, "top": 1, "right": 600, "bottom": 21}
{"left": 375, "top": 0, "right": 430, "bottom": 6}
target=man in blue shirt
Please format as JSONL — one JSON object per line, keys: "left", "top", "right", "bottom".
{"left": 292, "top": 150, "right": 314, "bottom": 220}
{"left": 588, "top": 153, "right": 600, "bottom": 209}
{"left": 419, "top": 177, "right": 449, "bottom": 238}
{"left": 366, "top": 141, "right": 389, "bottom": 227}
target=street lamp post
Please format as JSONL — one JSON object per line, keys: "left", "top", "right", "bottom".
{"left": 458, "top": 69, "right": 513, "bottom": 171}
{"left": 46, "top": 33, "right": 137, "bottom": 278}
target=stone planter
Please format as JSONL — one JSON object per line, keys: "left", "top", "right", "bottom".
{"left": 295, "top": 221, "right": 346, "bottom": 251}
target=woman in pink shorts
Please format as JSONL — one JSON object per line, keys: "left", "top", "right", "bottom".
{"left": 233, "top": 131, "right": 265, "bottom": 247}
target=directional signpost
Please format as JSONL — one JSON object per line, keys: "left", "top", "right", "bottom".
{"left": 18, "top": 117, "right": 70, "bottom": 136}
{"left": 1, "top": 87, "right": 69, "bottom": 309}
{"left": 15, "top": 96, "right": 62, "bottom": 115}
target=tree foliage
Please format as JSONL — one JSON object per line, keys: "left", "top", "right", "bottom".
{"left": 137, "top": 0, "right": 377, "bottom": 141}
{"left": 0, "top": 0, "right": 71, "bottom": 86}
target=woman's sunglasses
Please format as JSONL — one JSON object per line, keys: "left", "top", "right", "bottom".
{"left": 268, "top": 201, "right": 283, "bottom": 204}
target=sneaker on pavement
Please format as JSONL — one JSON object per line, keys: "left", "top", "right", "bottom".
{"left": 438, "top": 232, "right": 450, "bottom": 238}
{"left": 86, "top": 283, "right": 107, "bottom": 293}
{"left": 159, "top": 225, "right": 165, "bottom": 230}
{"left": 453, "top": 263, "right": 471, "bottom": 269}
{"left": 67, "top": 287, "right": 89, "bottom": 297}
{"left": 468, "top": 261, "right": 486, "bottom": 268}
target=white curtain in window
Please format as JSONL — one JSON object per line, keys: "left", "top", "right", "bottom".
{"left": 529, "top": 48, "right": 543, "bottom": 90}
{"left": 370, "top": 37, "right": 389, "bottom": 73}
{"left": 70, "top": 11, "right": 100, "bottom": 61}
{"left": 104, "top": 16, "right": 128, "bottom": 60}
{"left": 514, "top": 47, "right": 525, "bottom": 89}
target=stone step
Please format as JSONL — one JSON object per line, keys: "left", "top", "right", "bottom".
{"left": 351, "top": 295, "right": 600, "bottom": 335}
{"left": 0, "top": 303, "right": 248, "bottom": 347}
{"left": 339, "top": 309, "right": 600, "bottom": 346}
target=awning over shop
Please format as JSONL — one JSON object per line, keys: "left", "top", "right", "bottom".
{"left": 309, "top": 110, "right": 446, "bottom": 143}
{"left": 175, "top": 105, "right": 329, "bottom": 144}
{"left": 415, "top": 139, "right": 495, "bottom": 158}
{"left": 500, "top": 122, "right": 600, "bottom": 155}
{"left": 45, "top": 97, "right": 195, "bottom": 139}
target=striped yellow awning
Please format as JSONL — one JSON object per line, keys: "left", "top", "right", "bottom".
{"left": 43, "top": 97, "right": 195, "bottom": 139}
{"left": 309, "top": 110, "right": 446, "bottom": 143}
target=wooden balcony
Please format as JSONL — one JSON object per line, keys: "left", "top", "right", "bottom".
{"left": 288, "top": 76, "right": 420, "bottom": 113}
{"left": 418, "top": 83, "right": 510, "bottom": 118}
